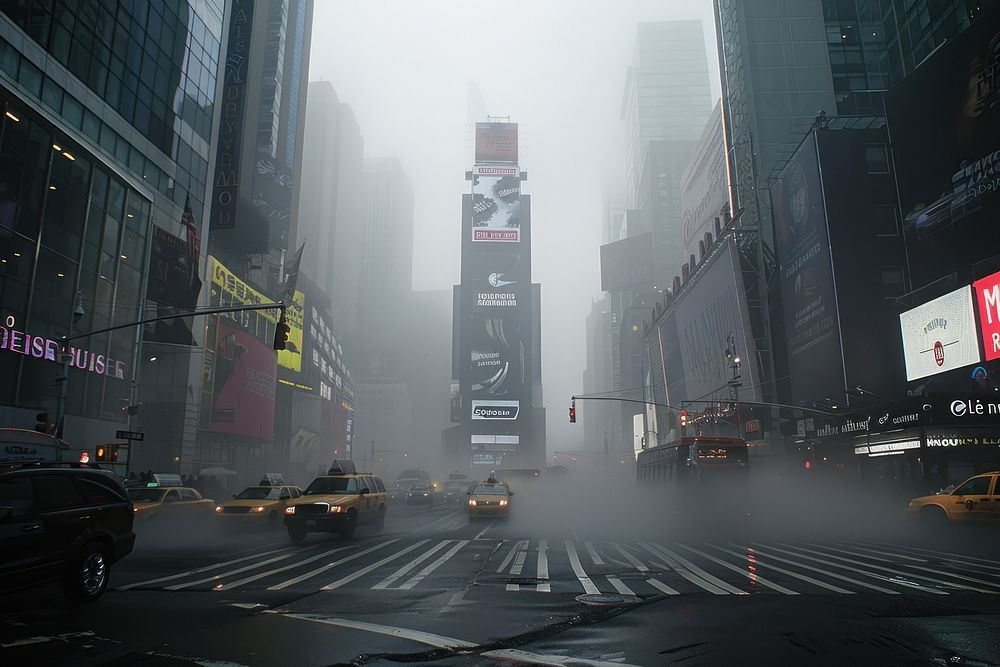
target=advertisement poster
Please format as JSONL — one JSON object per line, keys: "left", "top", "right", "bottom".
{"left": 974, "top": 270, "right": 1000, "bottom": 361}
{"left": 671, "top": 238, "right": 759, "bottom": 403}
{"left": 472, "top": 168, "right": 521, "bottom": 243}
{"left": 467, "top": 317, "right": 526, "bottom": 399}
{"left": 773, "top": 132, "right": 845, "bottom": 404}
{"left": 209, "top": 320, "right": 276, "bottom": 439}
{"left": 471, "top": 400, "right": 520, "bottom": 421}
{"left": 899, "top": 286, "right": 981, "bottom": 381}
{"left": 467, "top": 252, "right": 526, "bottom": 315}
{"left": 886, "top": 9, "right": 1000, "bottom": 288}
{"left": 475, "top": 123, "right": 518, "bottom": 163}
{"left": 278, "top": 290, "right": 305, "bottom": 372}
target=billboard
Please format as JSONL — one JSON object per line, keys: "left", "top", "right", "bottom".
{"left": 600, "top": 233, "right": 654, "bottom": 292}
{"left": 475, "top": 122, "right": 518, "bottom": 163}
{"left": 899, "top": 286, "right": 981, "bottom": 381}
{"left": 974, "top": 270, "right": 1000, "bottom": 361}
{"left": 471, "top": 400, "right": 520, "bottom": 420}
{"left": 146, "top": 225, "right": 202, "bottom": 345}
{"left": 467, "top": 316, "right": 526, "bottom": 399}
{"left": 773, "top": 132, "right": 845, "bottom": 404}
{"left": 886, "top": 9, "right": 1000, "bottom": 289}
{"left": 209, "top": 320, "right": 277, "bottom": 438}
{"left": 472, "top": 168, "right": 521, "bottom": 243}
{"left": 278, "top": 290, "right": 305, "bottom": 372}
{"left": 671, "top": 237, "right": 759, "bottom": 403}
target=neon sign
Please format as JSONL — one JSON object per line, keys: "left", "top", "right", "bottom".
{"left": 0, "top": 326, "right": 126, "bottom": 379}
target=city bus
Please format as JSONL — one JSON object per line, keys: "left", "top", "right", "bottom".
{"left": 636, "top": 435, "right": 749, "bottom": 485}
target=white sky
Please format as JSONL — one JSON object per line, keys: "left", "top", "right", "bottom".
{"left": 309, "top": 0, "right": 721, "bottom": 450}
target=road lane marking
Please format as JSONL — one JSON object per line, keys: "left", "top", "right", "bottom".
{"left": 267, "top": 540, "right": 399, "bottom": 590}
{"left": 783, "top": 543, "right": 963, "bottom": 594}
{"left": 837, "top": 542, "right": 932, "bottom": 563}
{"left": 372, "top": 540, "right": 453, "bottom": 590}
{"left": 646, "top": 578, "right": 680, "bottom": 595}
{"left": 116, "top": 546, "right": 294, "bottom": 590}
{"left": 852, "top": 541, "right": 1000, "bottom": 574}
{"left": 474, "top": 521, "right": 494, "bottom": 540}
{"left": 639, "top": 543, "right": 727, "bottom": 594}
{"left": 506, "top": 541, "right": 530, "bottom": 591}
{"left": 706, "top": 544, "right": 853, "bottom": 594}
{"left": 611, "top": 542, "right": 648, "bottom": 572}
{"left": 731, "top": 544, "right": 898, "bottom": 594}
{"left": 672, "top": 543, "right": 799, "bottom": 595}
{"left": 497, "top": 540, "right": 526, "bottom": 573}
{"left": 166, "top": 550, "right": 311, "bottom": 591}
{"left": 607, "top": 576, "right": 635, "bottom": 596}
{"left": 585, "top": 541, "right": 605, "bottom": 566}
{"left": 215, "top": 544, "right": 358, "bottom": 591}
{"left": 399, "top": 540, "right": 469, "bottom": 590}
{"left": 322, "top": 540, "right": 430, "bottom": 590}
{"left": 536, "top": 540, "right": 550, "bottom": 592}
{"left": 565, "top": 541, "right": 601, "bottom": 594}
{"left": 408, "top": 509, "right": 463, "bottom": 535}
{"left": 808, "top": 543, "right": 1000, "bottom": 594}
{"left": 646, "top": 543, "right": 747, "bottom": 595}
{"left": 277, "top": 614, "right": 475, "bottom": 649}
{"left": 761, "top": 543, "right": 946, "bottom": 595}
{"left": 481, "top": 649, "right": 642, "bottom": 667}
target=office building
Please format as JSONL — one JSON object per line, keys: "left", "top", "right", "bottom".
{"left": 360, "top": 157, "right": 414, "bottom": 326}
{"left": 0, "top": 1, "right": 226, "bottom": 466}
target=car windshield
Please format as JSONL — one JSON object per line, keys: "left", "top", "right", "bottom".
{"left": 305, "top": 477, "right": 357, "bottom": 494}
{"left": 473, "top": 484, "right": 508, "bottom": 495}
{"left": 410, "top": 484, "right": 430, "bottom": 492}
{"left": 237, "top": 487, "right": 280, "bottom": 500}
{"left": 394, "top": 479, "right": 418, "bottom": 489}
{"left": 128, "top": 489, "right": 165, "bottom": 503}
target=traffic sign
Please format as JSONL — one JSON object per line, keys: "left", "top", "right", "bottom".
{"left": 116, "top": 430, "right": 144, "bottom": 441}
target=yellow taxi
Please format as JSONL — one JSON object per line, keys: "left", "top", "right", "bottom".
{"left": 467, "top": 479, "right": 513, "bottom": 519}
{"left": 127, "top": 486, "right": 215, "bottom": 522}
{"left": 906, "top": 471, "right": 1000, "bottom": 526}
{"left": 214, "top": 485, "right": 303, "bottom": 524}
{"left": 283, "top": 473, "right": 387, "bottom": 542}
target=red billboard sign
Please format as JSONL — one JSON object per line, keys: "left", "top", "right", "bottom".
{"left": 209, "top": 321, "right": 277, "bottom": 439}
{"left": 974, "top": 270, "right": 1000, "bottom": 361}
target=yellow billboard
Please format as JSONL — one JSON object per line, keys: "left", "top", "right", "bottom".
{"left": 278, "top": 290, "right": 304, "bottom": 372}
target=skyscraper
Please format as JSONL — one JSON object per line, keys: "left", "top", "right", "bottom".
{"left": 360, "top": 157, "right": 414, "bottom": 326}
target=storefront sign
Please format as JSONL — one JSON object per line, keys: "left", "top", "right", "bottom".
{"left": 927, "top": 431, "right": 1000, "bottom": 447}
{"left": 974, "top": 270, "right": 1000, "bottom": 361}
{"left": 0, "top": 326, "right": 126, "bottom": 379}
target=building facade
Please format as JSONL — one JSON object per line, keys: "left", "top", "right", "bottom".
{"left": 0, "top": 1, "right": 226, "bottom": 468}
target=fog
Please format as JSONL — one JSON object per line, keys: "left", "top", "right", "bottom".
{"left": 309, "top": 1, "right": 721, "bottom": 452}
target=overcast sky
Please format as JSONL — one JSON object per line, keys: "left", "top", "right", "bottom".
{"left": 309, "top": 0, "right": 721, "bottom": 452}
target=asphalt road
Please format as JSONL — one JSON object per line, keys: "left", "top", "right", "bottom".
{"left": 2, "top": 498, "right": 999, "bottom": 666}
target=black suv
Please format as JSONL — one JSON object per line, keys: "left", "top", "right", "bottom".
{"left": 0, "top": 464, "right": 136, "bottom": 601}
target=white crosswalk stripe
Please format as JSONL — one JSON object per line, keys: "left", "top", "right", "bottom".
{"left": 112, "top": 536, "right": 1000, "bottom": 599}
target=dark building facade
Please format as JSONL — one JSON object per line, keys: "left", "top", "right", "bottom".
{"left": 0, "top": 1, "right": 226, "bottom": 468}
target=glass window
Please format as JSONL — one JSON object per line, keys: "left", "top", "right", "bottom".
{"left": 74, "top": 477, "right": 121, "bottom": 506}
{"left": 31, "top": 475, "right": 81, "bottom": 511}
{"left": 374, "top": 478, "right": 385, "bottom": 493}
{"left": 304, "top": 477, "right": 358, "bottom": 495}
{"left": 865, "top": 144, "right": 889, "bottom": 173}
{"left": 0, "top": 476, "right": 34, "bottom": 515}
{"left": 954, "top": 476, "right": 991, "bottom": 496}
{"left": 178, "top": 489, "right": 198, "bottom": 501}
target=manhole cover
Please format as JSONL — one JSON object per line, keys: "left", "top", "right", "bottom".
{"left": 575, "top": 593, "right": 639, "bottom": 606}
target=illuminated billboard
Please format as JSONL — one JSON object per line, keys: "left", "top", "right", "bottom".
{"left": 209, "top": 320, "right": 277, "bottom": 439}
{"left": 899, "top": 286, "right": 981, "bottom": 381}
{"left": 472, "top": 166, "right": 520, "bottom": 243}
{"left": 475, "top": 123, "right": 518, "bottom": 163}
{"left": 278, "top": 290, "right": 305, "bottom": 372}
{"left": 974, "top": 270, "right": 1000, "bottom": 362}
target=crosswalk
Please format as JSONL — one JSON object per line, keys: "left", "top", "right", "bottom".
{"left": 115, "top": 537, "right": 1000, "bottom": 598}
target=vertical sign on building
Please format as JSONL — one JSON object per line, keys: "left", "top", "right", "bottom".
{"left": 211, "top": 0, "right": 254, "bottom": 230}
{"left": 974, "top": 270, "right": 1000, "bottom": 361}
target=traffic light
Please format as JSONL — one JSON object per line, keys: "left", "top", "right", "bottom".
{"left": 34, "top": 411, "right": 51, "bottom": 434}
{"left": 569, "top": 398, "right": 576, "bottom": 423}
{"left": 679, "top": 409, "right": 688, "bottom": 430}
{"left": 109, "top": 444, "right": 120, "bottom": 463}
{"left": 272, "top": 312, "right": 290, "bottom": 351}
{"left": 95, "top": 445, "right": 108, "bottom": 462}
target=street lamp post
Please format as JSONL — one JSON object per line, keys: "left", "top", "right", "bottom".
{"left": 54, "top": 290, "right": 85, "bottom": 439}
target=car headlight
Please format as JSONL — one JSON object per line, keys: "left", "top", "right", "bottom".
{"left": 215, "top": 506, "right": 223, "bottom": 513}
{"left": 468, "top": 499, "right": 477, "bottom": 507}
{"left": 907, "top": 501, "right": 918, "bottom": 509}
{"left": 328, "top": 505, "right": 344, "bottom": 513}
{"left": 253, "top": 506, "right": 266, "bottom": 513}
{"left": 285, "top": 506, "right": 296, "bottom": 515}
{"left": 499, "top": 499, "right": 508, "bottom": 507}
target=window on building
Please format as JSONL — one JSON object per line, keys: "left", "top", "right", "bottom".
{"left": 864, "top": 144, "right": 889, "bottom": 173}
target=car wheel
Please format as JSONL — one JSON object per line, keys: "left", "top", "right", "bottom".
{"left": 340, "top": 510, "right": 357, "bottom": 539}
{"left": 920, "top": 506, "right": 949, "bottom": 531}
{"left": 64, "top": 542, "right": 110, "bottom": 602}
{"left": 287, "top": 526, "right": 307, "bottom": 543}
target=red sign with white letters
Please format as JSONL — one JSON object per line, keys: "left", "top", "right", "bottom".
{"left": 974, "top": 270, "right": 1000, "bottom": 361}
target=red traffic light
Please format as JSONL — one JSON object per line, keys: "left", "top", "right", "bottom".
{"left": 568, "top": 406, "right": 576, "bottom": 423}
{"left": 804, "top": 460, "right": 812, "bottom": 470}
{"left": 679, "top": 409, "right": 688, "bottom": 428}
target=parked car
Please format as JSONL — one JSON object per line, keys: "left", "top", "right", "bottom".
{"left": 0, "top": 462, "right": 136, "bottom": 601}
